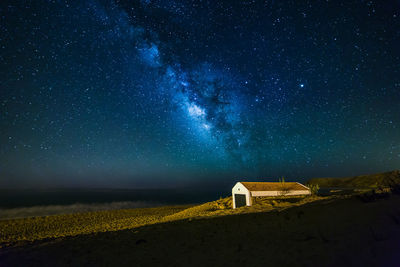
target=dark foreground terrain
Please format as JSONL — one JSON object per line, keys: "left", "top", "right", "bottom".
{"left": 1, "top": 194, "right": 400, "bottom": 267}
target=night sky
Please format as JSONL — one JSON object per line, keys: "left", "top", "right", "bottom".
{"left": 1, "top": 0, "right": 399, "bottom": 188}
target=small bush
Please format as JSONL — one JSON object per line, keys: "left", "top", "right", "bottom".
{"left": 307, "top": 184, "right": 320, "bottom": 195}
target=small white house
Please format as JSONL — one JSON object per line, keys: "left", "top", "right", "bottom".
{"left": 232, "top": 182, "right": 311, "bottom": 208}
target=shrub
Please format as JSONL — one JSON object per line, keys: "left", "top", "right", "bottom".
{"left": 307, "top": 183, "right": 320, "bottom": 195}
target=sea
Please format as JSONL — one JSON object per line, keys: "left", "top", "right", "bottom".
{"left": 0, "top": 187, "right": 229, "bottom": 220}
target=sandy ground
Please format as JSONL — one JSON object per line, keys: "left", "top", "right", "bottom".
{"left": 1, "top": 195, "right": 400, "bottom": 267}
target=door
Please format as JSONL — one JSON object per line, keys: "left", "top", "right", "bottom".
{"left": 234, "top": 194, "right": 247, "bottom": 208}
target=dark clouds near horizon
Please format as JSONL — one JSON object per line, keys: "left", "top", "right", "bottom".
{"left": 0, "top": 0, "right": 399, "bottom": 188}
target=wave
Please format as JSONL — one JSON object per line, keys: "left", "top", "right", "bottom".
{"left": 0, "top": 201, "right": 164, "bottom": 220}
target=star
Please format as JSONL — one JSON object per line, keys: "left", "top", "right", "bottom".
{"left": 0, "top": 0, "right": 398, "bottom": 188}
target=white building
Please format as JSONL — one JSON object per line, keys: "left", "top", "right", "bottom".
{"left": 232, "top": 182, "right": 311, "bottom": 208}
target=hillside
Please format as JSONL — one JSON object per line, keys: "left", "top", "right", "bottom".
{"left": 1, "top": 193, "right": 400, "bottom": 266}
{"left": 2, "top": 171, "right": 400, "bottom": 266}
{"left": 2, "top": 171, "right": 399, "bottom": 246}
{"left": 0, "top": 195, "right": 324, "bottom": 245}
{"left": 307, "top": 170, "right": 400, "bottom": 188}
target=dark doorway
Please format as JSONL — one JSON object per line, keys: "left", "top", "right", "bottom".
{"left": 235, "top": 194, "right": 247, "bottom": 208}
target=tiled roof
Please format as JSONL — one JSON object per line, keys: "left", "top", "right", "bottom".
{"left": 240, "top": 182, "right": 309, "bottom": 191}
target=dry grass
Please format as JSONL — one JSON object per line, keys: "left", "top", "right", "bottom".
{"left": 162, "top": 195, "right": 327, "bottom": 222}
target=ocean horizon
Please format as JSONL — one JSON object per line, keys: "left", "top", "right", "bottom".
{"left": 0, "top": 187, "right": 229, "bottom": 219}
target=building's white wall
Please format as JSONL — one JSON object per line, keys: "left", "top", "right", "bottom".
{"left": 251, "top": 191, "right": 280, "bottom": 197}
{"left": 232, "top": 182, "right": 251, "bottom": 208}
{"left": 251, "top": 190, "right": 311, "bottom": 197}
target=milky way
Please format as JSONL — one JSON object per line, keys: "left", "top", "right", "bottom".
{"left": 0, "top": 0, "right": 399, "bottom": 188}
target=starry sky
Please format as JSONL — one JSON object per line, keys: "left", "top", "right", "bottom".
{"left": 0, "top": 0, "right": 399, "bottom": 188}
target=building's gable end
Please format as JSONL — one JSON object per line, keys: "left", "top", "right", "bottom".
{"left": 232, "top": 182, "right": 251, "bottom": 208}
{"left": 232, "top": 182, "right": 248, "bottom": 194}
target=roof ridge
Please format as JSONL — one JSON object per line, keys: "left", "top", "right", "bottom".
{"left": 240, "top": 181, "right": 299, "bottom": 184}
